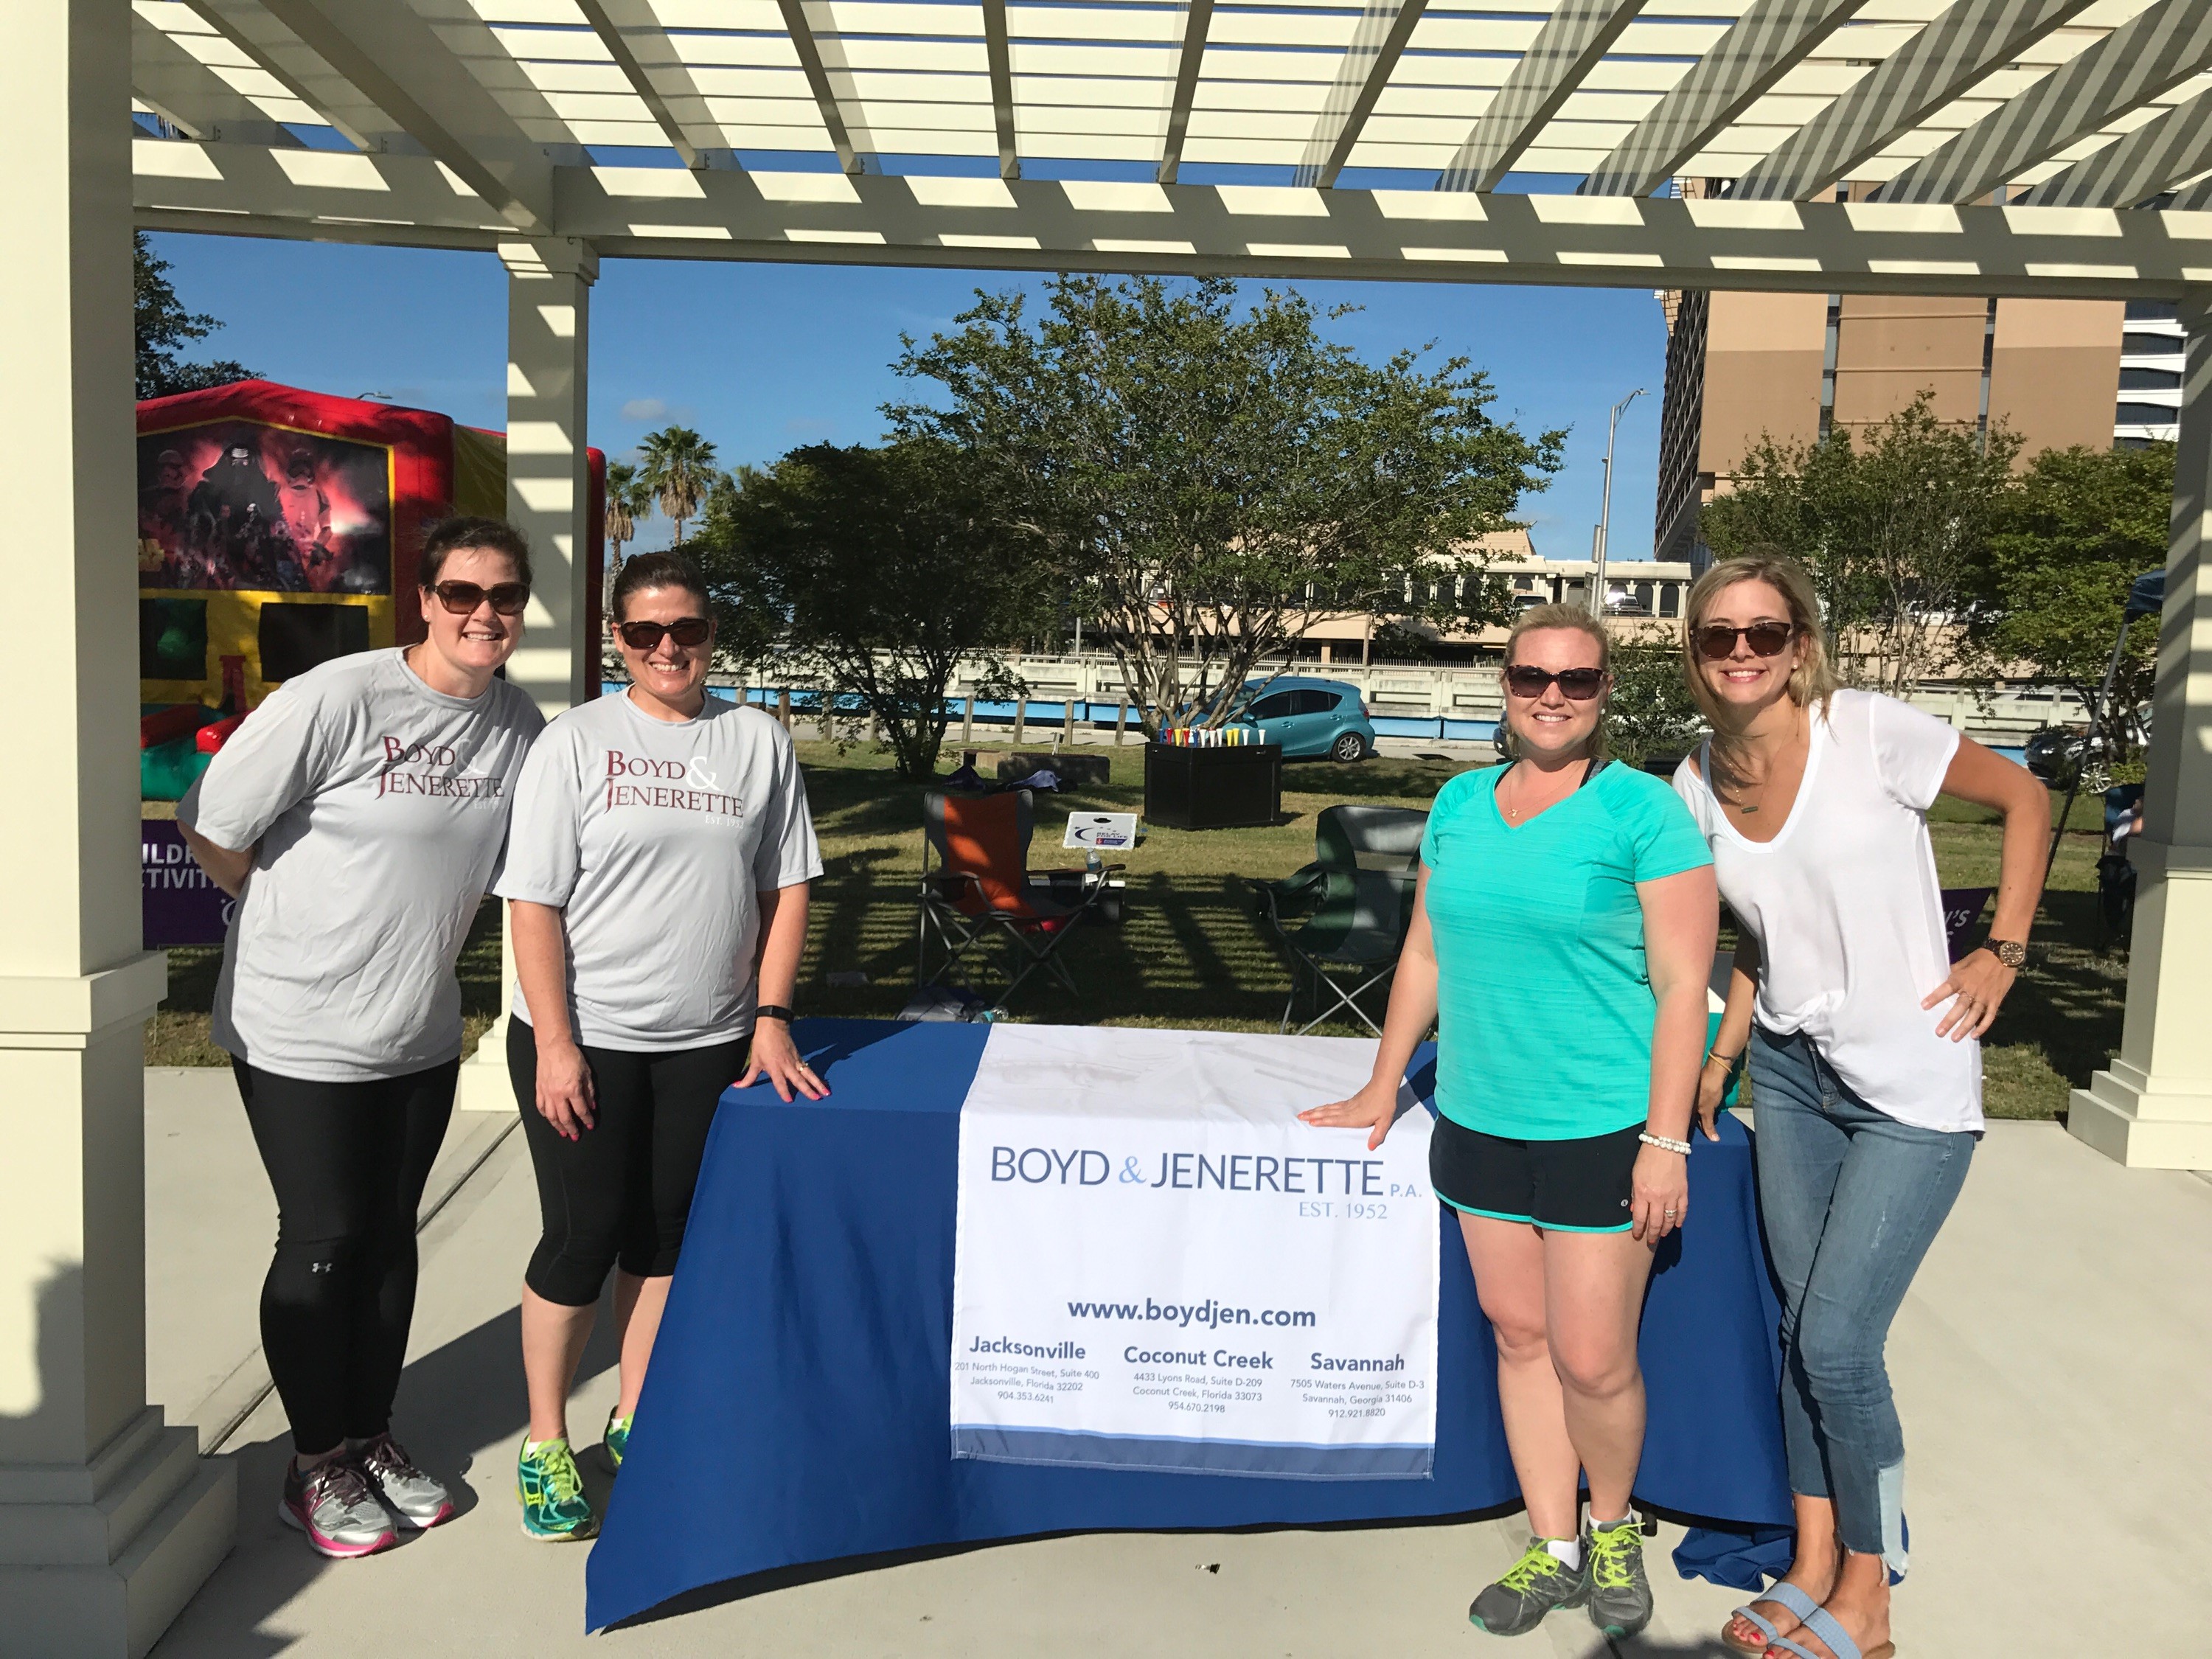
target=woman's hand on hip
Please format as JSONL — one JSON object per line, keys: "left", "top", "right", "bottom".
{"left": 1922, "top": 947, "right": 2017, "bottom": 1040}
{"left": 1630, "top": 1144, "right": 1688, "bottom": 1243}
{"left": 535, "top": 1037, "right": 596, "bottom": 1140}
{"left": 739, "top": 1020, "right": 827, "bottom": 1103}
{"left": 1298, "top": 1078, "right": 1402, "bottom": 1151}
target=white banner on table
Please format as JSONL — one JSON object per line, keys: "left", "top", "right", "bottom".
{"left": 950, "top": 1025, "right": 1438, "bottom": 1479}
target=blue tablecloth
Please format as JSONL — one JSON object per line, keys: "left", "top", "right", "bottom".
{"left": 585, "top": 1020, "right": 1792, "bottom": 1630}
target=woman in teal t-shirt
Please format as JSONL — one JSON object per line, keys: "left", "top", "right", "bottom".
{"left": 1304, "top": 604, "right": 1716, "bottom": 1642}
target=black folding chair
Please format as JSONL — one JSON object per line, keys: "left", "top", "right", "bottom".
{"left": 1257, "top": 804, "right": 1428, "bottom": 1036}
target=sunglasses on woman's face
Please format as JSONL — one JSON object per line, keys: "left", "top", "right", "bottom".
{"left": 1696, "top": 620, "right": 1795, "bottom": 661}
{"left": 616, "top": 617, "right": 712, "bottom": 651}
{"left": 1503, "top": 665, "right": 1606, "bottom": 700}
{"left": 429, "top": 580, "right": 530, "bottom": 616}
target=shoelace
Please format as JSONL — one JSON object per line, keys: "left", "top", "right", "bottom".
{"left": 534, "top": 1444, "right": 584, "bottom": 1505}
{"left": 1587, "top": 1526, "right": 1641, "bottom": 1590}
{"left": 1497, "top": 1545, "right": 1566, "bottom": 1593}
{"left": 358, "top": 1435, "right": 418, "bottom": 1482}
{"left": 307, "top": 1458, "right": 378, "bottom": 1514}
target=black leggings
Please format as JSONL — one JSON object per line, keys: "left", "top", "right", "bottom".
{"left": 234, "top": 1057, "right": 457, "bottom": 1456}
{"left": 509, "top": 1020, "right": 743, "bottom": 1307}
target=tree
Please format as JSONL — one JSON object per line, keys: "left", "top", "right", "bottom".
{"left": 135, "top": 232, "right": 254, "bottom": 400}
{"left": 602, "top": 459, "right": 653, "bottom": 616}
{"left": 1701, "top": 395, "right": 2020, "bottom": 694}
{"left": 1605, "top": 641, "right": 1703, "bottom": 769}
{"left": 637, "top": 425, "right": 718, "bottom": 548}
{"left": 693, "top": 440, "right": 1052, "bottom": 779}
{"left": 888, "top": 276, "right": 1562, "bottom": 737}
{"left": 1963, "top": 442, "right": 2172, "bottom": 723}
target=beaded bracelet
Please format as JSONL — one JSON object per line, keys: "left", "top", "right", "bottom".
{"left": 1639, "top": 1131, "right": 1692, "bottom": 1156}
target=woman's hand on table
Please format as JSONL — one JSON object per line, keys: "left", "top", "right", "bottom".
{"left": 1298, "top": 1078, "right": 1401, "bottom": 1151}
{"left": 1630, "top": 1144, "right": 1688, "bottom": 1243}
{"left": 740, "top": 1020, "right": 828, "bottom": 1103}
{"left": 535, "top": 1036, "right": 597, "bottom": 1140}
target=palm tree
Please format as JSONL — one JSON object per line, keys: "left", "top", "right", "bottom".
{"left": 637, "top": 426, "right": 718, "bottom": 549}
{"left": 602, "top": 459, "right": 653, "bottom": 612}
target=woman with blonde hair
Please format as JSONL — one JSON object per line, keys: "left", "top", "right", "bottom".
{"left": 1306, "top": 603, "right": 1717, "bottom": 1641}
{"left": 1674, "top": 552, "right": 2047, "bottom": 1659}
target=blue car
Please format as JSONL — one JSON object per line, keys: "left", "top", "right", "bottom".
{"left": 1228, "top": 676, "right": 1377, "bottom": 762}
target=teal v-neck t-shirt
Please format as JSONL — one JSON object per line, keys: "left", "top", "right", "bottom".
{"left": 1420, "top": 761, "right": 1712, "bottom": 1141}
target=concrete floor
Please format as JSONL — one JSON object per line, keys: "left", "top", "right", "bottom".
{"left": 145, "top": 1075, "right": 2211, "bottom": 1657}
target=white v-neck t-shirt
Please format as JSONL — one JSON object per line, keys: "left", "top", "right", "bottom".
{"left": 1672, "top": 688, "right": 1980, "bottom": 1133}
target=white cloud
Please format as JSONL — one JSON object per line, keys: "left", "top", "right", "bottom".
{"left": 621, "top": 397, "right": 668, "bottom": 421}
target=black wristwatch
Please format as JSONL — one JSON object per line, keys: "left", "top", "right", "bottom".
{"left": 754, "top": 1004, "right": 794, "bottom": 1023}
{"left": 1986, "top": 939, "right": 2027, "bottom": 968}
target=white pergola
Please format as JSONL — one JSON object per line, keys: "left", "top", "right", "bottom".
{"left": 8, "top": 0, "right": 2212, "bottom": 1649}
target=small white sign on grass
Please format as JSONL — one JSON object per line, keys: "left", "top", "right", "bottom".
{"left": 1063, "top": 811, "right": 1138, "bottom": 851}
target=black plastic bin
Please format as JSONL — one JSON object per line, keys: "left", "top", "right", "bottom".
{"left": 1144, "top": 742, "right": 1283, "bottom": 830}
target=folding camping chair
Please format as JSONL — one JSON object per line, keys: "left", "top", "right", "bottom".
{"left": 917, "top": 790, "right": 1119, "bottom": 1010}
{"left": 1258, "top": 804, "right": 1428, "bottom": 1037}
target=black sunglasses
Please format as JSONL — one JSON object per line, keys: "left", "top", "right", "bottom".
{"left": 428, "top": 580, "right": 529, "bottom": 616}
{"left": 1503, "top": 665, "right": 1606, "bottom": 700}
{"left": 616, "top": 616, "right": 712, "bottom": 651}
{"left": 1696, "top": 620, "right": 1796, "bottom": 661}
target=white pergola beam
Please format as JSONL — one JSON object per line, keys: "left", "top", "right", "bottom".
{"left": 2024, "top": 86, "right": 2212, "bottom": 206}
{"left": 777, "top": 0, "right": 869, "bottom": 174}
{"left": 181, "top": 0, "right": 394, "bottom": 153}
{"left": 983, "top": 0, "right": 1019, "bottom": 180}
{"left": 251, "top": 0, "right": 554, "bottom": 229}
{"left": 1737, "top": 0, "right": 2096, "bottom": 201}
{"left": 1878, "top": 0, "right": 2212, "bottom": 204}
{"left": 133, "top": 8, "right": 299, "bottom": 146}
{"left": 1580, "top": 0, "right": 1868, "bottom": 198}
{"left": 1158, "top": 0, "right": 1216, "bottom": 185}
{"left": 1439, "top": 0, "right": 1648, "bottom": 192}
{"left": 1295, "top": 0, "right": 1429, "bottom": 189}
{"left": 132, "top": 141, "right": 2212, "bottom": 300}
{"left": 572, "top": 0, "right": 726, "bottom": 169}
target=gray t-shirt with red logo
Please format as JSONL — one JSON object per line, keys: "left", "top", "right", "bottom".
{"left": 179, "top": 647, "right": 544, "bottom": 1082}
{"left": 496, "top": 691, "right": 823, "bottom": 1051}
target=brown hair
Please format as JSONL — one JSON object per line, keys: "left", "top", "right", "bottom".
{"left": 1498, "top": 602, "right": 1611, "bottom": 762}
{"left": 1681, "top": 549, "right": 1837, "bottom": 782}
{"left": 611, "top": 549, "right": 709, "bottom": 622}
{"left": 418, "top": 515, "right": 532, "bottom": 588}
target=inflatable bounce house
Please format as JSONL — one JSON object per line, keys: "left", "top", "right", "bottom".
{"left": 139, "top": 381, "right": 604, "bottom": 945}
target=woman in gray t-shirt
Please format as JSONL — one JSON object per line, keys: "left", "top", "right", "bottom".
{"left": 495, "top": 551, "right": 824, "bottom": 1541}
{"left": 180, "top": 517, "right": 543, "bottom": 1561}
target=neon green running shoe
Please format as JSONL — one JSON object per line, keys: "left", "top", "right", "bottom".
{"left": 516, "top": 1436, "right": 596, "bottom": 1541}
{"left": 1585, "top": 1516, "right": 1654, "bottom": 1638}
{"left": 602, "top": 1408, "right": 633, "bottom": 1472}
{"left": 1470, "top": 1538, "right": 1590, "bottom": 1636}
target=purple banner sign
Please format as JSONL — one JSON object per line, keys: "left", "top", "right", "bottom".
{"left": 143, "top": 818, "right": 232, "bottom": 947}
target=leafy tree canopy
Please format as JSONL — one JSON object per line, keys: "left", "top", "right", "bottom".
{"left": 887, "top": 275, "right": 1562, "bottom": 734}
{"left": 636, "top": 425, "right": 719, "bottom": 548}
{"left": 1963, "top": 442, "right": 2171, "bottom": 720}
{"left": 135, "top": 232, "right": 254, "bottom": 400}
{"left": 693, "top": 439, "right": 1053, "bottom": 779}
{"left": 1605, "top": 641, "right": 1703, "bottom": 769}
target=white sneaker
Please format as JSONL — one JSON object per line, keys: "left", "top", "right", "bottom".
{"left": 353, "top": 1433, "right": 455, "bottom": 1530}
{"left": 280, "top": 1457, "right": 397, "bottom": 1558}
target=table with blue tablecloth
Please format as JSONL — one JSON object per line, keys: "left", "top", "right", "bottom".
{"left": 585, "top": 1020, "right": 1792, "bottom": 1631}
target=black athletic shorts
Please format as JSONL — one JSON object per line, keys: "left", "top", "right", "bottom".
{"left": 1428, "top": 1116, "right": 1641, "bottom": 1234}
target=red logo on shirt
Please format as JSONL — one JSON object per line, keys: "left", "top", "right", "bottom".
{"left": 376, "top": 734, "right": 504, "bottom": 800}
{"left": 603, "top": 749, "right": 743, "bottom": 819}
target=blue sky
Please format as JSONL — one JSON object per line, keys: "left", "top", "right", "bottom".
{"left": 147, "top": 231, "right": 1667, "bottom": 562}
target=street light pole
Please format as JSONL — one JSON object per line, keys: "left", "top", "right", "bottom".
{"left": 1590, "top": 387, "right": 1646, "bottom": 616}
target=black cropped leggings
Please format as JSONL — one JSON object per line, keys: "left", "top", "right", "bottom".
{"left": 234, "top": 1057, "right": 457, "bottom": 1457}
{"left": 509, "top": 1019, "right": 743, "bottom": 1307}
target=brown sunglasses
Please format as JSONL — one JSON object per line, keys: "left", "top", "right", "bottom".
{"left": 428, "top": 580, "right": 529, "bottom": 616}
{"left": 1504, "top": 665, "right": 1606, "bottom": 700}
{"left": 1696, "top": 621, "right": 1796, "bottom": 661}
{"left": 617, "top": 617, "right": 712, "bottom": 650}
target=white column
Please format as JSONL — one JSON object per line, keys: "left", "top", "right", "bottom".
{"left": 0, "top": 3, "right": 235, "bottom": 1652}
{"left": 456, "top": 237, "right": 597, "bottom": 1112}
{"left": 2071, "top": 288, "right": 2212, "bottom": 1169}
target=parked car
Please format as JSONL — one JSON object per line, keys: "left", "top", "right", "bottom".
{"left": 1227, "top": 676, "right": 1377, "bottom": 762}
{"left": 2023, "top": 704, "right": 2150, "bottom": 789}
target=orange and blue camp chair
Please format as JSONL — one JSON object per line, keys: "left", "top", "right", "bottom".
{"left": 917, "top": 790, "right": 1117, "bottom": 1009}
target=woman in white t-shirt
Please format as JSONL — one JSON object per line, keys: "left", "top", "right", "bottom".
{"left": 1672, "top": 553, "right": 2048, "bottom": 1659}
{"left": 496, "top": 551, "right": 824, "bottom": 1542}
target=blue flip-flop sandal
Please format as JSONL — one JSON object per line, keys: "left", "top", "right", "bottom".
{"left": 1761, "top": 1601, "right": 1896, "bottom": 1659}
{"left": 1725, "top": 1582, "right": 1822, "bottom": 1655}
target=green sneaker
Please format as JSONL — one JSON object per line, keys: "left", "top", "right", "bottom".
{"left": 516, "top": 1436, "right": 597, "bottom": 1541}
{"left": 1585, "top": 1515, "right": 1654, "bottom": 1638}
{"left": 1470, "top": 1538, "right": 1590, "bottom": 1636}
{"left": 602, "top": 1408, "right": 633, "bottom": 1472}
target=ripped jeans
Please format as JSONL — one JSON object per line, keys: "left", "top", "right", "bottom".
{"left": 1748, "top": 1026, "right": 1975, "bottom": 1574}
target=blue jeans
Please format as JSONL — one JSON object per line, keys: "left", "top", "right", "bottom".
{"left": 1749, "top": 1026, "right": 1974, "bottom": 1574}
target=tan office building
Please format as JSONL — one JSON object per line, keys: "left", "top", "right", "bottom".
{"left": 1653, "top": 213, "right": 2165, "bottom": 566}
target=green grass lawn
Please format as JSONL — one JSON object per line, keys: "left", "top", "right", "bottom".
{"left": 147, "top": 740, "right": 2124, "bottom": 1119}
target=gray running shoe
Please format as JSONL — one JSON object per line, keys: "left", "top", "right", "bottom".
{"left": 354, "top": 1433, "right": 455, "bottom": 1530}
{"left": 1585, "top": 1516, "right": 1655, "bottom": 1638}
{"left": 1470, "top": 1538, "right": 1590, "bottom": 1636}
{"left": 279, "top": 1456, "right": 396, "bottom": 1559}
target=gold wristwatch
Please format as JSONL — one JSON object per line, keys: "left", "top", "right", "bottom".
{"left": 1987, "top": 939, "right": 2027, "bottom": 968}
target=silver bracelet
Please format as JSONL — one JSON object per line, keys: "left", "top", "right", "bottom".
{"left": 1638, "top": 1131, "right": 1691, "bottom": 1156}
